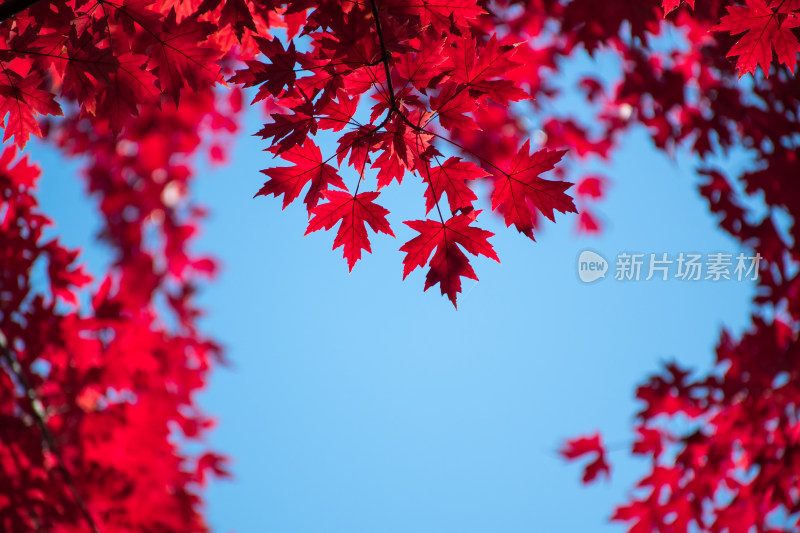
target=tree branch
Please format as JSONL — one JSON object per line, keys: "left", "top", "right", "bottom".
{"left": 0, "top": 0, "right": 49, "bottom": 24}
{"left": 368, "top": 0, "right": 396, "bottom": 109}
{"left": 367, "top": 0, "right": 432, "bottom": 137}
{"left": 0, "top": 331, "right": 101, "bottom": 533}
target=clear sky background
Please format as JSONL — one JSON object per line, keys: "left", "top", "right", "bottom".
{"left": 30, "top": 48, "right": 759, "bottom": 532}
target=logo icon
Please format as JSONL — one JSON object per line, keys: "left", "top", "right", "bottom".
{"left": 578, "top": 250, "right": 608, "bottom": 283}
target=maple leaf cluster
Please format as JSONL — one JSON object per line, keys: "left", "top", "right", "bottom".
{"left": 0, "top": 139, "right": 229, "bottom": 532}
{"left": 515, "top": 2, "right": 800, "bottom": 533}
{"left": 0, "top": 0, "right": 799, "bottom": 531}
{"left": 712, "top": 0, "right": 800, "bottom": 76}
{"left": 243, "top": 4, "right": 579, "bottom": 307}
{"left": 0, "top": 1, "right": 242, "bottom": 526}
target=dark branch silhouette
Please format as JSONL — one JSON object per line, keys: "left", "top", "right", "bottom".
{"left": 0, "top": 0, "right": 48, "bottom": 23}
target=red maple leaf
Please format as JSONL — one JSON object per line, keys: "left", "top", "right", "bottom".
{"left": 305, "top": 189, "right": 395, "bottom": 271}
{"left": 0, "top": 69, "right": 62, "bottom": 147}
{"left": 430, "top": 82, "right": 479, "bottom": 132}
{"left": 257, "top": 140, "right": 346, "bottom": 212}
{"left": 44, "top": 239, "right": 93, "bottom": 306}
{"left": 336, "top": 125, "right": 381, "bottom": 174}
{"left": 373, "top": 149, "right": 407, "bottom": 189}
{"left": 422, "top": 157, "right": 487, "bottom": 215}
{"left": 112, "top": 0, "right": 165, "bottom": 38}
{"left": 317, "top": 90, "right": 360, "bottom": 132}
{"left": 218, "top": 0, "right": 256, "bottom": 41}
{"left": 400, "top": 212, "right": 499, "bottom": 308}
{"left": 713, "top": 0, "right": 800, "bottom": 77}
{"left": 395, "top": 39, "right": 447, "bottom": 92}
{"left": 257, "top": 104, "right": 318, "bottom": 154}
{"left": 146, "top": 11, "right": 223, "bottom": 104}
{"left": 96, "top": 52, "right": 160, "bottom": 134}
{"left": 229, "top": 37, "right": 297, "bottom": 101}
{"left": 560, "top": 433, "right": 611, "bottom": 484}
{"left": 491, "top": 142, "right": 576, "bottom": 240}
{"left": 447, "top": 35, "right": 529, "bottom": 105}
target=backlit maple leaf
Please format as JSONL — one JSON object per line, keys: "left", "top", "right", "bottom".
{"left": 229, "top": 37, "right": 297, "bottom": 101}
{"left": 395, "top": 39, "right": 447, "bottom": 91}
{"left": 336, "top": 125, "right": 381, "bottom": 174}
{"left": 257, "top": 140, "right": 346, "bottom": 211}
{"left": 96, "top": 53, "right": 159, "bottom": 134}
{"left": 257, "top": 104, "right": 318, "bottom": 154}
{"left": 305, "top": 189, "right": 395, "bottom": 271}
{"left": 559, "top": 433, "right": 610, "bottom": 484}
{"left": 491, "top": 142, "right": 576, "bottom": 240}
{"left": 373, "top": 149, "right": 407, "bottom": 189}
{"left": 422, "top": 157, "right": 487, "bottom": 215}
{"left": 447, "top": 35, "right": 529, "bottom": 105}
{"left": 430, "top": 82, "right": 479, "bottom": 131}
{"left": 218, "top": 0, "right": 256, "bottom": 41}
{"left": 713, "top": 0, "right": 800, "bottom": 77}
{"left": 317, "top": 91, "right": 360, "bottom": 132}
{"left": 0, "top": 69, "right": 62, "bottom": 147}
{"left": 147, "top": 10, "right": 223, "bottom": 104}
{"left": 400, "top": 212, "right": 499, "bottom": 308}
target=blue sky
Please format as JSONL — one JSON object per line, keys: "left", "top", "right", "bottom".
{"left": 30, "top": 57, "right": 759, "bottom": 533}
